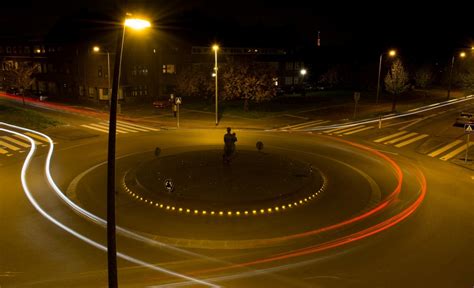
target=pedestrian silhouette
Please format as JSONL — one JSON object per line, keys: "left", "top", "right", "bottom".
{"left": 223, "top": 127, "right": 237, "bottom": 164}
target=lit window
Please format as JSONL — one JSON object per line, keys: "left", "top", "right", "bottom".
{"left": 162, "top": 64, "right": 176, "bottom": 74}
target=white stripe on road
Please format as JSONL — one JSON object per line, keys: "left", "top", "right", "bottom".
{"left": 88, "top": 123, "right": 128, "bottom": 134}
{"left": 0, "top": 147, "right": 8, "bottom": 154}
{"left": 0, "top": 140, "right": 20, "bottom": 151}
{"left": 290, "top": 120, "right": 331, "bottom": 130}
{"left": 116, "top": 120, "right": 159, "bottom": 131}
{"left": 394, "top": 134, "right": 429, "bottom": 148}
{"left": 80, "top": 124, "right": 110, "bottom": 133}
{"left": 384, "top": 132, "right": 418, "bottom": 145}
{"left": 12, "top": 134, "right": 41, "bottom": 145}
{"left": 1, "top": 136, "right": 30, "bottom": 148}
{"left": 428, "top": 140, "right": 463, "bottom": 157}
{"left": 285, "top": 120, "right": 328, "bottom": 130}
{"left": 374, "top": 131, "right": 408, "bottom": 143}
{"left": 102, "top": 122, "right": 139, "bottom": 133}
{"left": 343, "top": 126, "right": 374, "bottom": 135}
{"left": 325, "top": 125, "right": 365, "bottom": 134}
{"left": 24, "top": 132, "right": 49, "bottom": 143}
{"left": 440, "top": 142, "right": 474, "bottom": 161}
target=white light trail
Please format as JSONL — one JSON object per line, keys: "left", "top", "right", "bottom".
{"left": 0, "top": 124, "right": 218, "bottom": 287}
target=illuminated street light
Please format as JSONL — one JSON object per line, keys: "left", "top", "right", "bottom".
{"left": 124, "top": 18, "right": 151, "bottom": 30}
{"left": 106, "top": 15, "right": 150, "bottom": 288}
{"left": 93, "top": 46, "right": 100, "bottom": 52}
{"left": 213, "top": 44, "right": 219, "bottom": 125}
{"left": 447, "top": 50, "right": 467, "bottom": 100}
{"left": 300, "top": 68, "right": 307, "bottom": 76}
{"left": 376, "top": 49, "right": 396, "bottom": 104}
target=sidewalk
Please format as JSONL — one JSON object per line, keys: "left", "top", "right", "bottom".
{"left": 1, "top": 89, "right": 470, "bottom": 131}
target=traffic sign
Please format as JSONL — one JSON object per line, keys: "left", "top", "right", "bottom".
{"left": 164, "top": 179, "right": 174, "bottom": 192}
{"left": 176, "top": 97, "right": 182, "bottom": 105}
{"left": 354, "top": 92, "right": 361, "bottom": 102}
{"left": 465, "top": 124, "right": 473, "bottom": 133}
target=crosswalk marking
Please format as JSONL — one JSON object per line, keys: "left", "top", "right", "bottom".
{"left": 116, "top": 122, "right": 149, "bottom": 132}
{"left": 96, "top": 123, "right": 138, "bottom": 133}
{"left": 343, "top": 126, "right": 373, "bottom": 135}
{"left": 428, "top": 140, "right": 464, "bottom": 157}
{"left": 24, "top": 132, "right": 49, "bottom": 143}
{"left": 88, "top": 123, "right": 128, "bottom": 134}
{"left": 384, "top": 132, "right": 418, "bottom": 144}
{"left": 12, "top": 134, "right": 41, "bottom": 145}
{"left": 81, "top": 124, "right": 110, "bottom": 133}
{"left": 284, "top": 120, "right": 329, "bottom": 130}
{"left": 1, "top": 136, "right": 30, "bottom": 148}
{"left": 81, "top": 121, "right": 159, "bottom": 134}
{"left": 440, "top": 142, "right": 474, "bottom": 161}
{"left": 374, "top": 131, "right": 408, "bottom": 143}
{"left": 0, "top": 140, "right": 20, "bottom": 151}
{"left": 325, "top": 125, "right": 365, "bottom": 134}
{"left": 394, "top": 134, "right": 429, "bottom": 148}
{"left": 0, "top": 147, "right": 8, "bottom": 154}
{"left": 116, "top": 121, "right": 159, "bottom": 131}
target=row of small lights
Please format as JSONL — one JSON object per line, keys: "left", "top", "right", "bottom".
{"left": 122, "top": 175, "right": 327, "bottom": 217}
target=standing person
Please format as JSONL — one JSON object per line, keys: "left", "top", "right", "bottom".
{"left": 223, "top": 127, "right": 234, "bottom": 164}
{"left": 173, "top": 103, "right": 177, "bottom": 117}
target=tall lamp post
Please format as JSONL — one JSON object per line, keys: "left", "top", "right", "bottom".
{"left": 300, "top": 68, "right": 307, "bottom": 96}
{"left": 213, "top": 44, "right": 219, "bottom": 125}
{"left": 92, "top": 46, "right": 111, "bottom": 107}
{"left": 107, "top": 16, "right": 150, "bottom": 288}
{"left": 376, "top": 49, "right": 396, "bottom": 104}
{"left": 447, "top": 51, "right": 466, "bottom": 100}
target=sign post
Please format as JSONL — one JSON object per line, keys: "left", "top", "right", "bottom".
{"left": 353, "top": 92, "right": 360, "bottom": 119}
{"left": 176, "top": 97, "right": 182, "bottom": 128}
{"left": 464, "top": 124, "right": 473, "bottom": 163}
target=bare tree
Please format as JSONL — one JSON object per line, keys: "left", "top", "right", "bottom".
{"left": 1, "top": 61, "right": 39, "bottom": 105}
{"left": 384, "top": 59, "right": 409, "bottom": 112}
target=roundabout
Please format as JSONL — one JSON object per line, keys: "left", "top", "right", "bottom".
{"left": 67, "top": 129, "right": 422, "bottom": 251}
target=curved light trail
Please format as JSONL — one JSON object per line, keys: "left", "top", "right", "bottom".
{"left": 0, "top": 124, "right": 218, "bottom": 288}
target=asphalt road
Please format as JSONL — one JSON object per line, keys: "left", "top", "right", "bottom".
{"left": 1, "top": 99, "right": 473, "bottom": 288}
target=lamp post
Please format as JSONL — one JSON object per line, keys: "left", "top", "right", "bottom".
{"left": 300, "top": 68, "right": 307, "bottom": 96}
{"left": 92, "top": 46, "right": 111, "bottom": 107}
{"left": 213, "top": 44, "right": 219, "bottom": 125}
{"left": 106, "top": 16, "right": 150, "bottom": 288}
{"left": 376, "top": 49, "right": 396, "bottom": 104}
{"left": 447, "top": 51, "right": 466, "bottom": 100}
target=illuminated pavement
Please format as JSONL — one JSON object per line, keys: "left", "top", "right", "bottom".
{"left": 1, "top": 99, "right": 474, "bottom": 287}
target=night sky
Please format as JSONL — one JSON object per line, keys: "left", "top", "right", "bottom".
{"left": 1, "top": 1, "right": 473, "bottom": 60}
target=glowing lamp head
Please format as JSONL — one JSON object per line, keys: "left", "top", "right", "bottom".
{"left": 212, "top": 44, "right": 219, "bottom": 51}
{"left": 124, "top": 18, "right": 151, "bottom": 30}
{"left": 93, "top": 46, "right": 100, "bottom": 52}
{"left": 300, "top": 69, "right": 307, "bottom": 76}
{"left": 389, "top": 50, "right": 396, "bottom": 57}
{"left": 460, "top": 52, "right": 466, "bottom": 58}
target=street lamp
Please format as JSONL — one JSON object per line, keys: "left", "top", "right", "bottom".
{"left": 376, "top": 49, "right": 396, "bottom": 104}
{"left": 300, "top": 68, "right": 307, "bottom": 96}
{"left": 106, "top": 15, "right": 150, "bottom": 288}
{"left": 212, "top": 44, "right": 219, "bottom": 125}
{"left": 92, "top": 46, "right": 111, "bottom": 107}
{"left": 447, "top": 51, "right": 466, "bottom": 100}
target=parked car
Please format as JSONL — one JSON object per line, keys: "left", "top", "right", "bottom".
{"left": 454, "top": 111, "right": 474, "bottom": 127}
{"left": 153, "top": 99, "right": 171, "bottom": 108}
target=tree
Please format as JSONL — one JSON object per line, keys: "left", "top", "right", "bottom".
{"left": 414, "top": 67, "right": 433, "bottom": 89}
{"left": 175, "top": 63, "right": 214, "bottom": 100}
{"left": 1, "top": 61, "right": 39, "bottom": 105}
{"left": 457, "top": 58, "right": 474, "bottom": 93}
{"left": 220, "top": 59, "right": 277, "bottom": 111}
{"left": 318, "top": 66, "right": 339, "bottom": 88}
{"left": 384, "top": 59, "right": 409, "bottom": 112}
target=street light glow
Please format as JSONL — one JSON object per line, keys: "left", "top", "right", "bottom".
{"left": 300, "top": 69, "right": 307, "bottom": 76}
{"left": 124, "top": 18, "right": 151, "bottom": 30}
{"left": 389, "top": 50, "right": 396, "bottom": 57}
{"left": 460, "top": 52, "right": 466, "bottom": 58}
{"left": 212, "top": 44, "right": 219, "bottom": 51}
{"left": 93, "top": 46, "right": 100, "bottom": 52}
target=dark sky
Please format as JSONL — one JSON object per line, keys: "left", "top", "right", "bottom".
{"left": 1, "top": 0, "right": 473, "bottom": 57}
